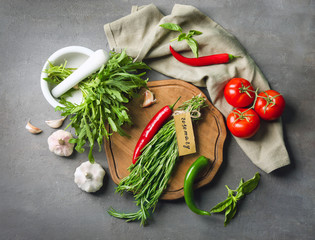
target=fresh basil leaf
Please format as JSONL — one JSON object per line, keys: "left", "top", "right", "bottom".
{"left": 236, "top": 178, "right": 245, "bottom": 192}
{"left": 240, "top": 172, "right": 260, "bottom": 195}
{"left": 210, "top": 197, "right": 233, "bottom": 213}
{"left": 240, "top": 178, "right": 244, "bottom": 185}
{"left": 160, "top": 23, "right": 183, "bottom": 32}
{"left": 185, "top": 37, "right": 199, "bottom": 58}
{"left": 187, "top": 30, "right": 203, "bottom": 38}
{"left": 177, "top": 33, "right": 187, "bottom": 41}
{"left": 235, "top": 191, "right": 245, "bottom": 200}
{"left": 224, "top": 204, "right": 232, "bottom": 226}
{"left": 224, "top": 202, "right": 237, "bottom": 227}
{"left": 225, "top": 185, "right": 234, "bottom": 197}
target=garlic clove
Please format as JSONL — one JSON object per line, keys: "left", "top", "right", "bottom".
{"left": 26, "top": 121, "right": 42, "bottom": 134}
{"left": 45, "top": 117, "right": 66, "bottom": 129}
{"left": 142, "top": 89, "right": 156, "bottom": 108}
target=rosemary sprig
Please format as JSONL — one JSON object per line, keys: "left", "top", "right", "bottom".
{"left": 108, "top": 95, "right": 207, "bottom": 225}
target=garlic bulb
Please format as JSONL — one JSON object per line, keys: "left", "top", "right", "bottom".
{"left": 45, "top": 117, "right": 66, "bottom": 128}
{"left": 47, "top": 130, "right": 74, "bottom": 157}
{"left": 26, "top": 121, "right": 42, "bottom": 134}
{"left": 74, "top": 161, "right": 106, "bottom": 193}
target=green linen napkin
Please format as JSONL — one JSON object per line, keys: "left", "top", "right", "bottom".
{"left": 104, "top": 4, "right": 290, "bottom": 173}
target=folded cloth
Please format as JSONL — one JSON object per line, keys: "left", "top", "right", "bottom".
{"left": 104, "top": 4, "right": 290, "bottom": 173}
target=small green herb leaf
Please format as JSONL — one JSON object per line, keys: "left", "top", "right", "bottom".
{"left": 185, "top": 37, "right": 199, "bottom": 58}
{"left": 177, "top": 33, "right": 187, "bottom": 41}
{"left": 108, "top": 117, "right": 117, "bottom": 132}
{"left": 88, "top": 144, "right": 95, "bottom": 163}
{"left": 210, "top": 172, "right": 261, "bottom": 226}
{"left": 240, "top": 172, "right": 260, "bottom": 195}
{"left": 187, "top": 30, "right": 203, "bottom": 38}
{"left": 224, "top": 202, "right": 237, "bottom": 227}
{"left": 235, "top": 191, "right": 245, "bottom": 200}
{"left": 160, "top": 23, "right": 183, "bottom": 32}
{"left": 210, "top": 197, "right": 233, "bottom": 213}
{"left": 160, "top": 23, "right": 202, "bottom": 57}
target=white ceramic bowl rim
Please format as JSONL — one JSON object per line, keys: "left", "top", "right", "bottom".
{"left": 40, "top": 46, "right": 94, "bottom": 108}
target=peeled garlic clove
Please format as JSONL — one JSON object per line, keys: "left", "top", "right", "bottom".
{"left": 45, "top": 117, "right": 66, "bottom": 129}
{"left": 26, "top": 121, "right": 42, "bottom": 134}
{"left": 142, "top": 89, "right": 156, "bottom": 108}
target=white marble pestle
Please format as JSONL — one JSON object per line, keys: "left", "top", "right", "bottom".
{"left": 51, "top": 49, "right": 109, "bottom": 98}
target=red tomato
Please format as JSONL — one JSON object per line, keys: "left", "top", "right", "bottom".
{"left": 254, "top": 90, "right": 285, "bottom": 121}
{"left": 224, "top": 78, "right": 255, "bottom": 107}
{"left": 227, "top": 108, "right": 260, "bottom": 138}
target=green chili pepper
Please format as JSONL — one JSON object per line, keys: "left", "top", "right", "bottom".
{"left": 184, "top": 155, "right": 211, "bottom": 216}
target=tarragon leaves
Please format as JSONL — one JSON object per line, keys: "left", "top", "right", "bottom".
{"left": 160, "top": 23, "right": 202, "bottom": 57}
{"left": 44, "top": 50, "right": 150, "bottom": 163}
{"left": 210, "top": 172, "right": 260, "bottom": 226}
{"left": 108, "top": 95, "right": 207, "bottom": 226}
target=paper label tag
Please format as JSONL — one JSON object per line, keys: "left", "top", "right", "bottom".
{"left": 174, "top": 112, "right": 196, "bottom": 156}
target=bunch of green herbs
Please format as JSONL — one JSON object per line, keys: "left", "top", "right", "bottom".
{"left": 108, "top": 95, "right": 207, "bottom": 225}
{"left": 160, "top": 23, "right": 202, "bottom": 57}
{"left": 210, "top": 172, "right": 260, "bottom": 226}
{"left": 43, "top": 50, "right": 150, "bottom": 163}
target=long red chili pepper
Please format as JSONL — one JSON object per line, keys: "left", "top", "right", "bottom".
{"left": 132, "top": 97, "right": 181, "bottom": 164}
{"left": 169, "top": 46, "right": 240, "bottom": 67}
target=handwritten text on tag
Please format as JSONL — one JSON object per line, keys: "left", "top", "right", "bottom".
{"left": 174, "top": 112, "right": 196, "bottom": 156}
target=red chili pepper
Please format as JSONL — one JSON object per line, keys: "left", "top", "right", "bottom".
{"left": 169, "top": 46, "right": 240, "bottom": 67}
{"left": 132, "top": 97, "right": 181, "bottom": 164}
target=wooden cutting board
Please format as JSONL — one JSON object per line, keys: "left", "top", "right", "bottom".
{"left": 104, "top": 80, "right": 226, "bottom": 200}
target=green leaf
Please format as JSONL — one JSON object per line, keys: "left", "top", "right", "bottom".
{"left": 235, "top": 191, "right": 245, "bottom": 200}
{"left": 68, "top": 138, "right": 77, "bottom": 144}
{"left": 224, "top": 202, "right": 237, "bottom": 226}
{"left": 108, "top": 117, "right": 117, "bottom": 132}
{"left": 239, "top": 172, "right": 260, "bottom": 195}
{"left": 187, "top": 30, "right": 203, "bottom": 38}
{"left": 160, "top": 23, "right": 182, "bottom": 32}
{"left": 210, "top": 197, "right": 233, "bottom": 213}
{"left": 185, "top": 38, "right": 199, "bottom": 58}
{"left": 238, "top": 178, "right": 245, "bottom": 188}
{"left": 177, "top": 33, "right": 187, "bottom": 41}
{"left": 88, "top": 144, "right": 95, "bottom": 163}
{"left": 83, "top": 117, "right": 94, "bottom": 145}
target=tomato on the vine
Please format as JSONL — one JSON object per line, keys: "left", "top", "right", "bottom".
{"left": 224, "top": 78, "right": 255, "bottom": 107}
{"left": 227, "top": 108, "right": 260, "bottom": 138}
{"left": 254, "top": 90, "right": 285, "bottom": 121}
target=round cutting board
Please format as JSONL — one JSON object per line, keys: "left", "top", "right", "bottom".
{"left": 104, "top": 80, "right": 226, "bottom": 200}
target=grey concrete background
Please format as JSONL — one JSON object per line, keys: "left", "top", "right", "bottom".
{"left": 1, "top": 0, "right": 314, "bottom": 239}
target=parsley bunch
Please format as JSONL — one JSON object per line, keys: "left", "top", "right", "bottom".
{"left": 44, "top": 50, "right": 150, "bottom": 163}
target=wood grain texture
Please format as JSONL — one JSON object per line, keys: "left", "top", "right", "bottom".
{"left": 104, "top": 80, "right": 226, "bottom": 200}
